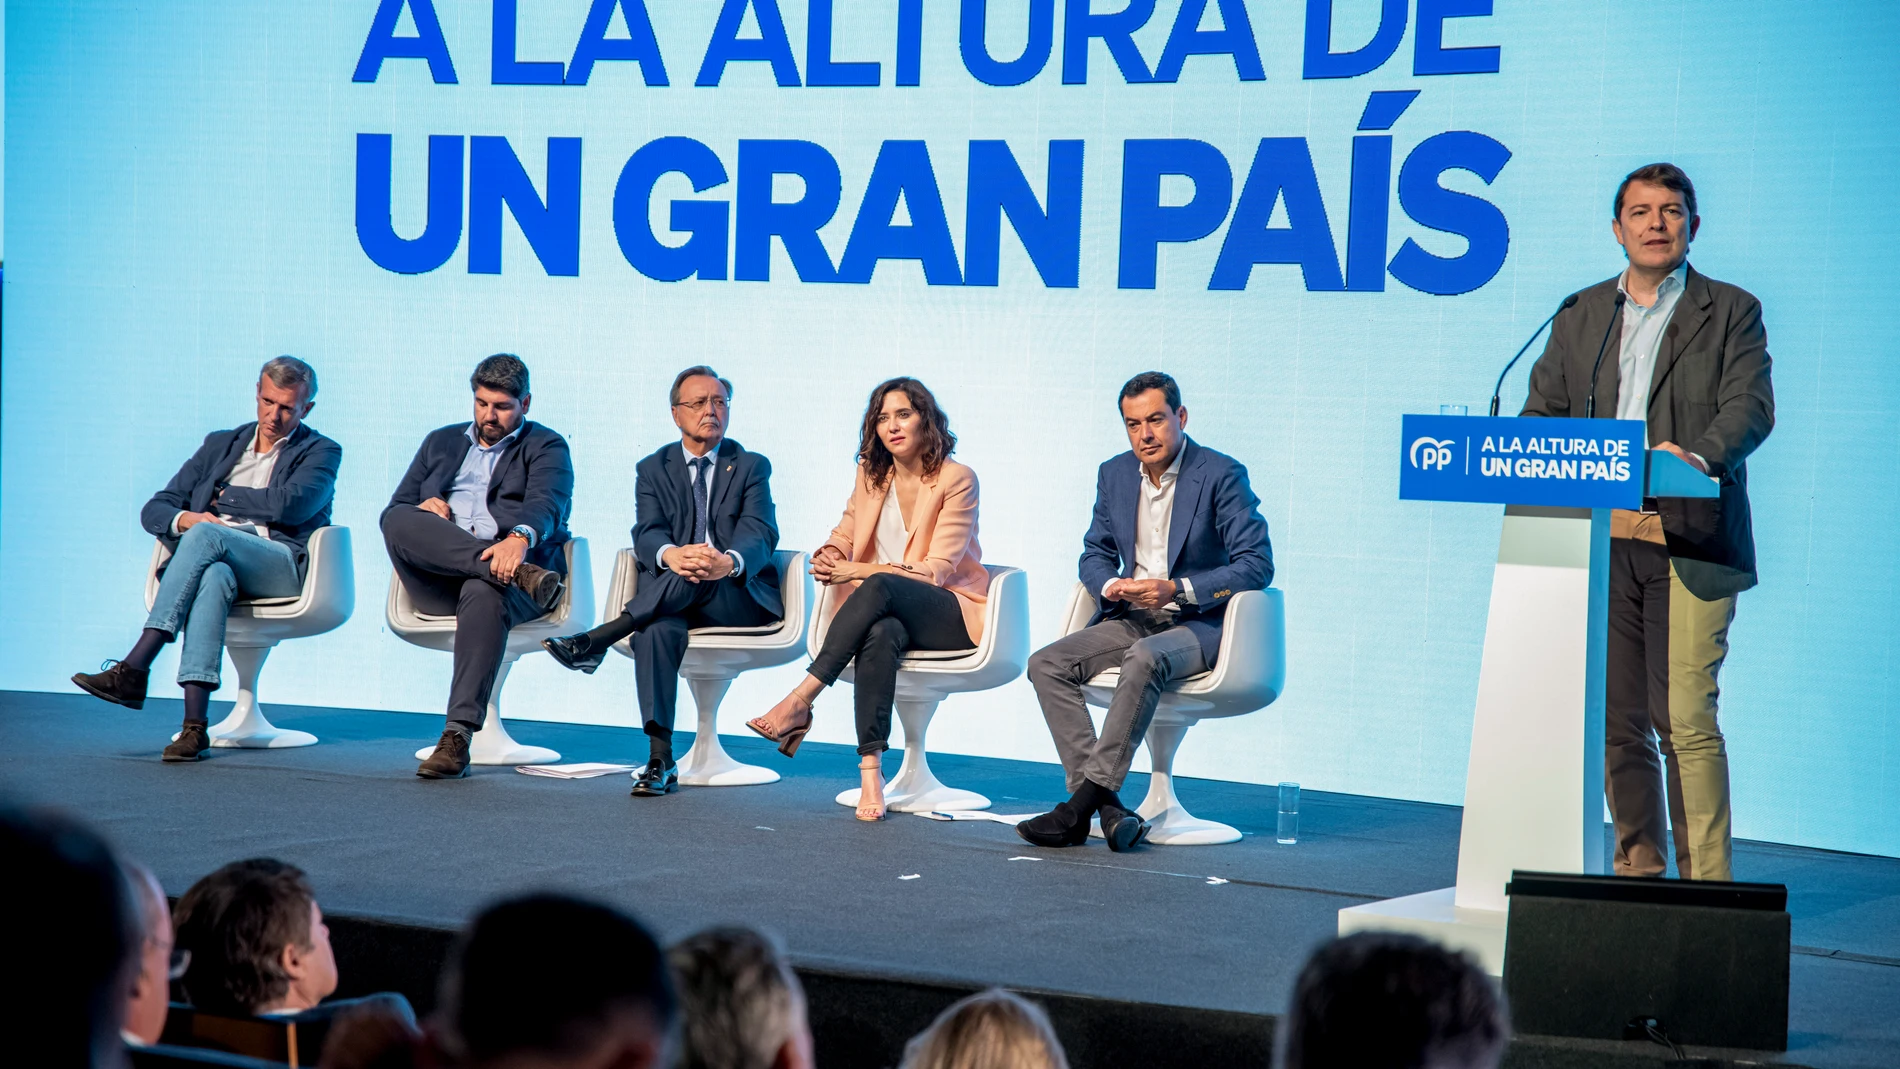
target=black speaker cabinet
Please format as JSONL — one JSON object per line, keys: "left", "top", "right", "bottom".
{"left": 1502, "top": 870, "right": 1790, "bottom": 1051}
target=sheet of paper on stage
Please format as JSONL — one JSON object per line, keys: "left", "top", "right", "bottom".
{"left": 515, "top": 763, "right": 640, "bottom": 779}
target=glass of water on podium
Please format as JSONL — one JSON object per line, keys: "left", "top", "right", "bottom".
{"left": 1277, "top": 782, "right": 1301, "bottom": 844}
{"left": 1440, "top": 404, "right": 1469, "bottom": 416}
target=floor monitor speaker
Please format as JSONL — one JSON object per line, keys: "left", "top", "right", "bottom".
{"left": 1502, "top": 870, "right": 1789, "bottom": 1051}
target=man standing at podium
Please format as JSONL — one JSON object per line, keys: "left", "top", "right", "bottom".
{"left": 1522, "top": 163, "right": 1775, "bottom": 881}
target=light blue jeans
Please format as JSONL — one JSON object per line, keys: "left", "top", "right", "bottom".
{"left": 144, "top": 522, "right": 302, "bottom": 687}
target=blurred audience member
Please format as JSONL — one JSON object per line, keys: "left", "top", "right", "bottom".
{"left": 437, "top": 893, "right": 676, "bottom": 1069}
{"left": 0, "top": 804, "right": 140, "bottom": 1068}
{"left": 173, "top": 857, "right": 414, "bottom": 1059}
{"left": 1278, "top": 932, "right": 1509, "bottom": 1069}
{"left": 898, "top": 989, "right": 1069, "bottom": 1069}
{"left": 670, "top": 927, "right": 813, "bottom": 1069}
{"left": 122, "top": 862, "right": 178, "bottom": 1046}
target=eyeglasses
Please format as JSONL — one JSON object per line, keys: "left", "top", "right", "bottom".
{"left": 168, "top": 947, "right": 192, "bottom": 981}
{"left": 673, "top": 398, "right": 730, "bottom": 413}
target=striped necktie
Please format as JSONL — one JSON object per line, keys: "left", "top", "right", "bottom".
{"left": 690, "top": 457, "right": 711, "bottom": 544}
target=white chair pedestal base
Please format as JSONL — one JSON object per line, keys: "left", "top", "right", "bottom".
{"left": 412, "top": 659, "right": 560, "bottom": 765}
{"left": 170, "top": 645, "right": 319, "bottom": 749}
{"left": 671, "top": 677, "right": 779, "bottom": 787}
{"left": 834, "top": 699, "right": 991, "bottom": 813}
{"left": 1087, "top": 718, "right": 1240, "bottom": 846}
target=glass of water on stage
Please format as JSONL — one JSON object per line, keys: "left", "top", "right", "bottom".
{"left": 1278, "top": 782, "right": 1301, "bottom": 844}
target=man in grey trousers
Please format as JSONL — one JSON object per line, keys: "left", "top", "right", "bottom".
{"left": 1017, "top": 372, "right": 1273, "bottom": 851}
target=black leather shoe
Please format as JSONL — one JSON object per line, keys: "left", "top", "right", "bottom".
{"left": 72, "top": 661, "right": 149, "bottom": 710}
{"left": 417, "top": 730, "right": 472, "bottom": 779}
{"left": 1016, "top": 802, "right": 1092, "bottom": 848}
{"left": 1099, "top": 802, "right": 1150, "bottom": 852}
{"left": 630, "top": 759, "right": 678, "bottom": 797}
{"left": 542, "top": 633, "right": 605, "bottom": 674}
{"left": 162, "top": 722, "right": 211, "bottom": 762}
{"left": 513, "top": 563, "right": 565, "bottom": 614}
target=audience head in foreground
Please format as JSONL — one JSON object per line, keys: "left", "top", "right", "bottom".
{"left": 898, "top": 989, "right": 1069, "bottom": 1069}
{"left": 440, "top": 893, "right": 676, "bottom": 1069}
{"left": 173, "top": 857, "right": 338, "bottom": 1017}
{"left": 0, "top": 804, "right": 139, "bottom": 1068}
{"left": 122, "top": 861, "right": 178, "bottom": 1046}
{"left": 669, "top": 927, "right": 813, "bottom": 1069}
{"left": 1279, "top": 932, "right": 1509, "bottom": 1069}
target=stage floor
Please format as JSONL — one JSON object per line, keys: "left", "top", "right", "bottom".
{"left": 5, "top": 690, "right": 1897, "bottom": 1068}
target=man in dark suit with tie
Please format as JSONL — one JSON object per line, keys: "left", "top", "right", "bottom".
{"left": 1522, "top": 163, "right": 1774, "bottom": 881}
{"left": 381, "top": 354, "right": 575, "bottom": 779}
{"left": 1018, "top": 372, "right": 1273, "bottom": 850}
{"left": 543, "top": 366, "right": 781, "bottom": 796}
{"left": 72, "top": 357, "right": 341, "bottom": 761}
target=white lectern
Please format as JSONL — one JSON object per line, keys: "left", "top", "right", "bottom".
{"left": 1339, "top": 416, "right": 1718, "bottom": 973}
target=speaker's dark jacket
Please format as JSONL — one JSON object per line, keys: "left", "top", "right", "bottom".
{"left": 1521, "top": 265, "right": 1775, "bottom": 600}
{"left": 629, "top": 438, "right": 783, "bottom": 620}
{"left": 1078, "top": 437, "right": 1274, "bottom": 666}
{"left": 140, "top": 422, "right": 342, "bottom": 580}
{"left": 383, "top": 421, "right": 574, "bottom": 573}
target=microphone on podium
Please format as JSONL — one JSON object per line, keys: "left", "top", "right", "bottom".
{"left": 1488, "top": 293, "right": 1580, "bottom": 416}
{"left": 1583, "top": 292, "right": 1628, "bottom": 419}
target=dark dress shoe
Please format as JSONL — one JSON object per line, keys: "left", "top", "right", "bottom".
{"left": 630, "top": 759, "right": 678, "bottom": 796}
{"left": 512, "top": 564, "right": 565, "bottom": 614}
{"left": 543, "top": 634, "right": 605, "bottom": 674}
{"left": 72, "top": 661, "right": 149, "bottom": 710}
{"left": 1098, "top": 802, "right": 1150, "bottom": 852}
{"left": 416, "top": 731, "right": 472, "bottom": 779}
{"left": 1016, "top": 802, "right": 1092, "bottom": 848}
{"left": 162, "top": 723, "right": 211, "bottom": 762}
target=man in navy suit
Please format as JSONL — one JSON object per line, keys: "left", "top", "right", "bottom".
{"left": 543, "top": 366, "right": 781, "bottom": 796}
{"left": 1018, "top": 372, "right": 1273, "bottom": 851}
{"left": 72, "top": 357, "right": 341, "bottom": 762}
{"left": 381, "top": 354, "right": 574, "bottom": 779}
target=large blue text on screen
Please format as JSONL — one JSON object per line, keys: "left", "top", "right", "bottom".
{"left": 1399, "top": 415, "right": 1645, "bottom": 509}
{"left": 351, "top": 0, "right": 1509, "bottom": 293}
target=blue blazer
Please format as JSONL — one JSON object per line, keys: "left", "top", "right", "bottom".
{"left": 140, "top": 422, "right": 342, "bottom": 580}
{"left": 383, "top": 421, "right": 574, "bottom": 574}
{"left": 628, "top": 438, "right": 783, "bottom": 620}
{"left": 1078, "top": 438, "right": 1274, "bottom": 665}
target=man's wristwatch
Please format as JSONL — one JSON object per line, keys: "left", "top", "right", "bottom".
{"left": 1170, "top": 579, "right": 1186, "bottom": 605}
{"left": 508, "top": 525, "right": 535, "bottom": 545}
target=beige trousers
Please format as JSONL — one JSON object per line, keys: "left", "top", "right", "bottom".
{"left": 1606, "top": 512, "right": 1737, "bottom": 880}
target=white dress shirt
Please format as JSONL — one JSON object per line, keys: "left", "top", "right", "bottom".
{"left": 657, "top": 442, "right": 745, "bottom": 577}
{"left": 170, "top": 429, "right": 283, "bottom": 540}
{"left": 1614, "top": 262, "right": 1689, "bottom": 422}
{"left": 1104, "top": 447, "right": 1196, "bottom": 609}
{"left": 446, "top": 423, "right": 524, "bottom": 541}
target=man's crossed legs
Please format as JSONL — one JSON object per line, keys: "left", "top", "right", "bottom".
{"left": 72, "top": 522, "right": 302, "bottom": 760}
{"left": 1018, "top": 615, "right": 1207, "bottom": 851}
{"left": 381, "top": 507, "right": 564, "bottom": 779}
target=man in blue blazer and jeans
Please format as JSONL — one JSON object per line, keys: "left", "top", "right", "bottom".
{"left": 72, "top": 357, "right": 341, "bottom": 761}
{"left": 1019, "top": 372, "right": 1273, "bottom": 851}
{"left": 381, "top": 354, "right": 574, "bottom": 779}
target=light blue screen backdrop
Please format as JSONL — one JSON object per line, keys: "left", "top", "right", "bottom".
{"left": 5, "top": 1, "right": 1896, "bottom": 856}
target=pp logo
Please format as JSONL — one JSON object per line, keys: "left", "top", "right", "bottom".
{"left": 1409, "top": 437, "right": 1455, "bottom": 471}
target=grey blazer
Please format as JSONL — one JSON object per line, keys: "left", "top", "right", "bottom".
{"left": 1521, "top": 265, "right": 1775, "bottom": 599}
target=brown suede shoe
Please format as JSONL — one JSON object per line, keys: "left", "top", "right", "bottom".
{"left": 72, "top": 661, "right": 150, "bottom": 710}
{"left": 512, "top": 563, "right": 565, "bottom": 614}
{"left": 162, "top": 723, "right": 211, "bottom": 762}
{"left": 417, "top": 730, "right": 472, "bottom": 779}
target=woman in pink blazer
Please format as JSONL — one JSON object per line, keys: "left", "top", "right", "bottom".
{"left": 747, "top": 377, "right": 988, "bottom": 820}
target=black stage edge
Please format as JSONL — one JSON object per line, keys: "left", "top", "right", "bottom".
{"left": 7, "top": 692, "right": 1897, "bottom": 1068}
